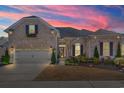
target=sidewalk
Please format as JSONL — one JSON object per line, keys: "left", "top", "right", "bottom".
{"left": 0, "top": 81, "right": 124, "bottom": 88}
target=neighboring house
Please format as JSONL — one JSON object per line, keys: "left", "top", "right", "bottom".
{"left": 4, "top": 16, "right": 124, "bottom": 63}
{"left": 4, "top": 16, "right": 59, "bottom": 63}
{"left": 0, "top": 37, "right": 8, "bottom": 63}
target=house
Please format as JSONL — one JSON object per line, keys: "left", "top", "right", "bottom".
{"left": 4, "top": 16, "right": 124, "bottom": 63}
{"left": 4, "top": 16, "right": 59, "bottom": 63}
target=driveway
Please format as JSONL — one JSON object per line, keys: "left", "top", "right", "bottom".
{"left": 0, "top": 61, "right": 50, "bottom": 82}
{"left": 0, "top": 62, "right": 124, "bottom": 88}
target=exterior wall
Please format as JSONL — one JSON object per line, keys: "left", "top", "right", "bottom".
{"left": 5, "top": 17, "right": 124, "bottom": 60}
{"left": 59, "top": 37, "right": 88, "bottom": 58}
{"left": 59, "top": 35, "right": 123, "bottom": 59}
{"left": 87, "top": 35, "right": 120, "bottom": 58}
{"left": 8, "top": 18, "right": 57, "bottom": 50}
{"left": 6, "top": 17, "right": 59, "bottom": 63}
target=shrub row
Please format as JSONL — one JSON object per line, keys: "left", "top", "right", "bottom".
{"left": 65, "top": 55, "right": 100, "bottom": 65}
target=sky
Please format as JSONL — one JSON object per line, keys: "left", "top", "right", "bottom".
{"left": 0, "top": 5, "right": 124, "bottom": 37}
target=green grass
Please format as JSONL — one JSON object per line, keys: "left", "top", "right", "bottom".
{"left": 35, "top": 65, "right": 124, "bottom": 81}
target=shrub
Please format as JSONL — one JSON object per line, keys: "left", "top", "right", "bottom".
{"left": 51, "top": 49, "right": 56, "bottom": 64}
{"left": 85, "top": 57, "right": 99, "bottom": 65}
{"left": 2, "top": 49, "right": 10, "bottom": 65}
{"left": 64, "top": 57, "right": 79, "bottom": 65}
{"left": 93, "top": 46, "right": 99, "bottom": 58}
{"left": 86, "top": 58, "right": 94, "bottom": 63}
{"left": 93, "top": 58, "right": 100, "bottom": 65}
{"left": 65, "top": 59, "right": 73, "bottom": 65}
{"left": 104, "top": 56, "right": 114, "bottom": 65}
{"left": 76, "top": 55, "right": 87, "bottom": 63}
{"left": 114, "top": 57, "right": 124, "bottom": 67}
{"left": 116, "top": 42, "right": 121, "bottom": 57}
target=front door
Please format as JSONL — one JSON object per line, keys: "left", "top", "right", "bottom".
{"left": 59, "top": 47, "right": 65, "bottom": 58}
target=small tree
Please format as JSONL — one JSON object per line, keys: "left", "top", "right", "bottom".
{"left": 116, "top": 42, "right": 121, "bottom": 57}
{"left": 2, "top": 48, "right": 10, "bottom": 64}
{"left": 94, "top": 46, "right": 99, "bottom": 58}
{"left": 51, "top": 49, "right": 56, "bottom": 64}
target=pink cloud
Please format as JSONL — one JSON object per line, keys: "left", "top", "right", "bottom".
{"left": 0, "top": 11, "right": 30, "bottom": 20}
{"left": 46, "top": 19, "right": 98, "bottom": 31}
{"left": 0, "top": 25, "right": 8, "bottom": 30}
{"left": 0, "top": 5, "right": 116, "bottom": 32}
{"left": 9, "top": 5, "right": 110, "bottom": 31}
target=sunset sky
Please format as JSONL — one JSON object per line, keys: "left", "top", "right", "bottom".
{"left": 0, "top": 5, "right": 124, "bottom": 37}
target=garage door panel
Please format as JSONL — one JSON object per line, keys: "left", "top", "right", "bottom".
{"left": 15, "top": 50, "right": 51, "bottom": 63}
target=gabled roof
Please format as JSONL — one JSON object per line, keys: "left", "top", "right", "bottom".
{"left": 4, "top": 16, "right": 59, "bottom": 34}
{"left": 56, "top": 27, "right": 93, "bottom": 38}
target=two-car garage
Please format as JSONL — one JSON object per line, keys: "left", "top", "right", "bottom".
{"left": 15, "top": 50, "right": 51, "bottom": 64}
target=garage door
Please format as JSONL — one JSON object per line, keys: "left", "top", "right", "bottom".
{"left": 15, "top": 50, "right": 51, "bottom": 64}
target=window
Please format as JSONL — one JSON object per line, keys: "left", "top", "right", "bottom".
{"left": 29, "top": 25, "right": 35, "bottom": 34}
{"left": 100, "top": 42, "right": 103, "bottom": 56}
{"left": 110, "top": 42, "right": 113, "bottom": 56}
{"left": 121, "top": 44, "right": 124, "bottom": 56}
{"left": 103, "top": 42, "right": 110, "bottom": 56}
{"left": 75, "top": 43, "right": 80, "bottom": 56}
{"left": 25, "top": 25, "right": 38, "bottom": 37}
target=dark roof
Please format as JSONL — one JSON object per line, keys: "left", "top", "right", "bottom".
{"left": 80, "top": 29, "right": 93, "bottom": 36}
{"left": 56, "top": 27, "right": 122, "bottom": 38}
{"left": 24, "top": 16, "right": 40, "bottom": 18}
{"left": 93, "top": 29, "right": 120, "bottom": 35}
{"left": 0, "top": 37, "right": 8, "bottom": 46}
{"left": 56, "top": 27, "right": 93, "bottom": 38}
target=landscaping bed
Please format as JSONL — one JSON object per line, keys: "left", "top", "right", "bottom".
{"left": 35, "top": 65, "right": 124, "bottom": 81}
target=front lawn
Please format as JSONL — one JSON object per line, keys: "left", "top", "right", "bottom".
{"left": 35, "top": 65, "right": 124, "bottom": 81}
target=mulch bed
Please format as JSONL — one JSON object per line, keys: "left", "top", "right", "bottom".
{"left": 35, "top": 65, "right": 124, "bottom": 81}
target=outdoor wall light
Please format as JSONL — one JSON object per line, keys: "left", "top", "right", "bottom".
{"left": 117, "top": 35, "right": 120, "bottom": 39}
{"left": 94, "top": 36, "right": 97, "bottom": 39}
{"left": 51, "top": 31, "right": 55, "bottom": 34}
{"left": 9, "top": 31, "right": 13, "bottom": 35}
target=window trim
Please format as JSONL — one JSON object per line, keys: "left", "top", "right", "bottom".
{"left": 25, "top": 24, "right": 38, "bottom": 37}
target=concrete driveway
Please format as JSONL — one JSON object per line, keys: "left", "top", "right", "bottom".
{"left": 0, "top": 61, "right": 124, "bottom": 88}
{"left": 0, "top": 61, "right": 50, "bottom": 82}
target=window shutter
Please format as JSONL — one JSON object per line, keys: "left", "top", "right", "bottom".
{"left": 72, "top": 45, "right": 75, "bottom": 56}
{"left": 80, "top": 44, "right": 83, "bottom": 56}
{"left": 35, "top": 25, "right": 38, "bottom": 34}
{"left": 100, "top": 42, "right": 103, "bottom": 56}
{"left": 25, "top": 25, "right": 29, "bottom": 36}
{"left": 110, "top": 42, "right": 113, "bottom": 56}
